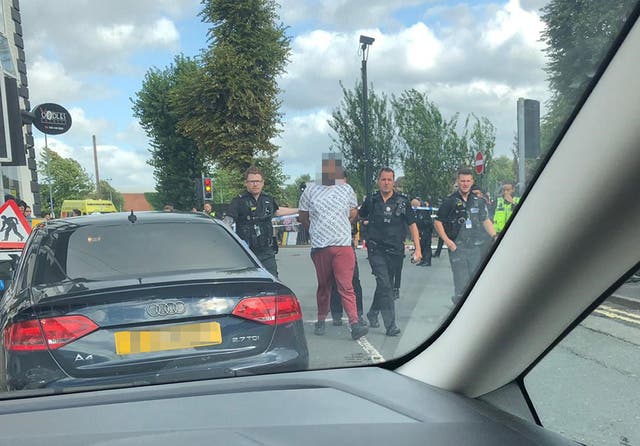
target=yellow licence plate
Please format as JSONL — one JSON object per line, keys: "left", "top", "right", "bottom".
{"left": 114, "top": 321, "right": 222, "bottom": 355}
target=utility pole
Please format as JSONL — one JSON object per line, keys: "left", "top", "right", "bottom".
{"left": 93, "top": 134, "right": 100, "bottom": 197}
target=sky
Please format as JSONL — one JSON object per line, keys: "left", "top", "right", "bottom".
{"left": 20, "top": 0, "right": 550, "bottom": 193}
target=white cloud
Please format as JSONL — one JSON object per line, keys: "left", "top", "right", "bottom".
{"left": 482, "top": 0, "right": 545, "bottom": 51}
{"left": 21, "top": 1, "right": 193, "bottom": 75}
{"left": 27, "top": 57, "right": 86, "bottom": 104}
{"left": 23, "top": 1, "right": 554, "bottom": 190}
{"left": 279, "top": 0, "right": 429, "bottom": 30}
{"left": 275, "top": 110, "right": 334, "bottom": 180}
{"left": 116, "top": 121, "right": 152, "bottom": 149}
{"left": 277, "top": 0, "right": 549, "bottom": 176}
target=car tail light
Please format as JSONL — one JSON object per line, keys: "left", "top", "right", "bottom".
{"left": 232, "top": 295, "right": 302, "bottom": 325}
{"left": 4, "top": 315, "right": 98, "bottom": 351}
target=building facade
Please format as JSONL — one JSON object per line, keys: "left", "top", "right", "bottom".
{"left": 0, "top": 0, "right": 39, "bottom": 214}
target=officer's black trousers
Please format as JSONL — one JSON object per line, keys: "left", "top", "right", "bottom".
{"left": 419, "top": 230, "right": 432, "bottom": 264}
{"left": 255, "top": 249, "right": 278, "bottom": 278}
{"left": 434, "top": 236, "right": 444, "bottom": 257}
{"left": 367, "top": 248, "right": 401, "bottom": 330}
{"left": 448, "top": 245, "right": 483, "bottom": 299}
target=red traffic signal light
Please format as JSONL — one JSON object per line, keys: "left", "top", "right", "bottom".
{"left": 203, "top": 177, "right": 213, "bottom": 200}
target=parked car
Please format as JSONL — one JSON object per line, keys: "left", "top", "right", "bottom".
{"left": 0, "top": 211, "right": 308, "bottom": 390}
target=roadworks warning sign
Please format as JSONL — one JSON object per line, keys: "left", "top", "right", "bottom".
{"left": 0, "top": 200, "right": 32, "bottom": 249}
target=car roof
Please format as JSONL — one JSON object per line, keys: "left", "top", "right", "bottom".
{"left": 43, "top": 211, "right": 219, "bottom": 230}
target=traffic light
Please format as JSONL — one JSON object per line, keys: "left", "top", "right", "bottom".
{"left": 203, "top": 177, "right": 213, "bottom": 200}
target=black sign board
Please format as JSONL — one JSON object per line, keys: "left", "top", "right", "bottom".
{"left": 32, "top": 103, "right": 72, "bottom": 135}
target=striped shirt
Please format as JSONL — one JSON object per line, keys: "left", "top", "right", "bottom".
{"left": 298, "top": 184, "right": 357, "bottom": 248}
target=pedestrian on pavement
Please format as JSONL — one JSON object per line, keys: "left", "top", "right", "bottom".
{"left": 360, "top": 167, "right": 422, "bottom": 336}
{"left": 298, "top": 176, "right": 368, "bottom": 340}
{"left": 224, "top": 166, "right": 297, "bottom": 278}
{"left": 434, "top": 167, "right": 497, "bottom": 305}
{"left": 493, "top": 181, "right": 520, "bottom": 233}
{"left": 412, "top": 198, "right": 433, "bottom": 267}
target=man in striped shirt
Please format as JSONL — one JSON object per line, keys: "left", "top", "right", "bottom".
{"left": 298, "top": 178, "right": 369, "bottom": 340}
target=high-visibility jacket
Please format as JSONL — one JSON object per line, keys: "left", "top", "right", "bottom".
{"left": 493, "top": 196, "right": 520, "bottom": 233}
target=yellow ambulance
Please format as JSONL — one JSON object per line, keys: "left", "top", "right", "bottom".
{"left": 60, "top": 199, "right": 118, "bottom": 217}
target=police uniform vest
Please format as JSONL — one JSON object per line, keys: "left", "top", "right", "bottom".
{"left": 233, "top": 193, "right": 275, "bottom": 251}
{"left": 414, "top": 207, "right": 433, "bottom": 235}
{"left": 439, "top": 192, "right": 487, "bottom": 247}
{"left": 364, "top": 192, "right": 411, "bottom": 254}
{"left": 493, "top": 196, "right": 520, "bottom": 232}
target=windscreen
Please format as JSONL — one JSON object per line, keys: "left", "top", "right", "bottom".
{"left": 2, "top": 0, "right": 638, "bottom": 398}
{"left": 32, "top": 222, "right": 255, "bottom": 284}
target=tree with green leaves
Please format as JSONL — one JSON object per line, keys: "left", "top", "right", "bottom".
{"left": 37, "top": 148, "right": 94, "bottom": 216}
{"left": 92, "top": 180, "right": 124, "bottom": 211}
{"left": 328, "top": 81, "right": 399, "bottom": 198}
{"left": 172, "top": 0, "right": 291, "bottom": 172}
{"left": 485, "top": 155, "right": 516, "bottom": 197}
{"left": 144, "top": 192, "right": 163, "bottom": 211}
{"left": 281, "top": 174, "right": 311, "bottom": 207}
{"left": 206, "top": 155, "right": 287, "bottom": 205}
{"left": 464, "top": 113, "right": 496, "bottom": 191}
{"left": 540, "top": 0, "right": 637, "bottom": 152}
{"left": 392, "top": 89, "right": 468, "bottom": 201}
{"left": 132, "top": 55, "right": 204, "bottom": 211}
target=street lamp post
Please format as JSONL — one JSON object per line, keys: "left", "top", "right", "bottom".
{"left": 359, "top": 35, "right": 375, "bottom": 198}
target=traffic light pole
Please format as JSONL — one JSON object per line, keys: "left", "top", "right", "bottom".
{"left": 201, "top": 172, "right": 205, "bottom": 202}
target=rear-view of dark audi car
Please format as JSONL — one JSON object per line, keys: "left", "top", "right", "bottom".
{"left": 0, "top": 212, "right": 308, "bottom": 391}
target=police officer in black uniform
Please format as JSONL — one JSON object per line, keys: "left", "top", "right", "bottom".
{"left": 225, "top": 166, "right": 298, "bottom": 277}
{"left": 434, "top": 167, "right": 497, "bottom": 304}
{"left": 360, "top": 167, "right": 422, "bottom": 336}
{"left": 411, "top": 198, "right": 433, "bottom": 266}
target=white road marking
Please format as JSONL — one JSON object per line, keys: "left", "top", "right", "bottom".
{"left": 306, "top": 318, "right": 386, "bottom": 363}
{"left": 356, "top": 336, "right": 385, "bottom": 364}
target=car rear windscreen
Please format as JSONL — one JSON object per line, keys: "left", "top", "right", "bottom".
{"left": 33, "top": 222, "right": 256, "bottom": 284}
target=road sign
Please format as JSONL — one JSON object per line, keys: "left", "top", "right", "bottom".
{"left": 475, "top": 151, "right": 485, "bottom": 175}
{"left": 0, "top": 200, "right": 32, "bottom": 249}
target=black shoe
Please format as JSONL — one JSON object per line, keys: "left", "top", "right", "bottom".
{"left": 393, "top": 288, "right": 400, "bottom": 300}
{"left": 366, "top": 312, "right": 380, "bottom": 328}
{"left": 314, "top": 320, "right": 325, "bottom": 335}
{"left": 351, "top": 323, "right": 368, "bottom": 340}
{"left": 332, "top": 317, "right": 343, "bottom": 326}
{"left": 422, "top": 262, "right": 431, "bottom": 267}
{"left": 358, "top": 315, "right": 367, "bottom": 327}
{"left": 386, "top": 326, "right": 401, "bottom": 337}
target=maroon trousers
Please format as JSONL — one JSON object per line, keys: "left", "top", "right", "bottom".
{"left": 311, "top": 246, "right": 358, "bottom": 324}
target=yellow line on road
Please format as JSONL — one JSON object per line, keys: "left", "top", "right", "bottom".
{"left": 594, "top": 306, "right": 640, "bottom": 326}
{"left": 599, "top": 304, "right": 640, "bottom": 321}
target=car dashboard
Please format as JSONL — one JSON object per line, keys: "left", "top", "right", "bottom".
{"left": 0, "top": 367, "right": 574, "bottom": 445}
